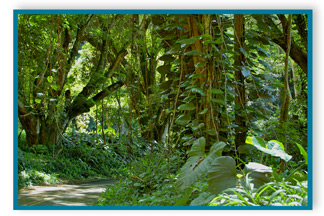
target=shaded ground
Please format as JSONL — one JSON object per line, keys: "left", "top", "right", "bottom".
{"left": 18, "top": 179, "right": 117, "bottom": 206}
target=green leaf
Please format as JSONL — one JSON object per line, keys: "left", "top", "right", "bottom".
{"left": 248, "top": 136, "right": 292, "bottom": 162}
{"left": 268, "top": 140, "right": 285, "bottom": 151}
{"left": 254, "top": 136, "right": 266, "bottom": 148}
{"left": 256, "top": 46, "right": 270, "bottom": 57}
{"left": 195, "top": 61, "right": 206, "bottom": 68}
{"left": 205, "top": 129, "right": 216, "bottom": 136}
{"left": 199, "top": 108, "right": 208, "bottom": 115}
{"left": 175, "top": 114, "right": 191, "bottom": 126}
{"left": 47, "top": 76, "right": 53, "bottom": 83}
{"left": 35, "top": 98, "right": 41, "bottom": 104}
{"left": 176, "top": 35, "right": 201, "bottom": 45}
{"left": 178, "top": 103, "right": 196, "bottom": 111}
{"left": 214, "top": 37, "right": 223, "bottom": 44}
{"left": 245, "top": 136, "right": 253, "bottom": 145}
{"left": 208, "top": 156, "right": 238, "bottom": 195}
{"left": 189, "top": 137, "right": 206, "bottom": 157}
{"left": 191, "top": 87, "right": 205, "bottom": 96}
{"left": 191, "top": 123, "right": 205, "bottom": 132}
{"left": 295, "top": 143, "right": 308, "bottom": 165}
{"left": 175, "top": 188, "right": 193, "bottom": 206}
{"left": 211, "top": 88, "right": 224, "bottom": 94}
{"left": 177, "top": 141, "right": 226, "bottom": 191}
{"left": 241, "top": 66, "right": 251, "bottom": 77}
{"left": 190, "top": 192, "right": 214, "bottom": 206}
{"left": 185, "top": 50, "right": 203, "bottom": 56}
{"left": 159, "top": 80, "right": 173, "bottom": 90}
{"left": 258, "top": 59, "right": 272, "bottom": 70}
{"left": 286, "top": 170, "right": 308, "bottom": 184}
{"left": 157, "top": 65, "right": 171, "bottom": 75}
{"left": 51, "top": 85, "right": 59, "bottom": 91}
{"left": 211, "top": 98, "right": 225, "bottom": 106}
{"left": 159, "top": 55, "right": 175, "bottom": 63}
{"left": 244, "top": 162, "right": 272, "bottom": 188}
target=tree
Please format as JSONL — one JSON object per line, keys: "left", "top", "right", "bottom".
{"left": 234, "top": 14, "right": 247, "bottom": 157}
{"left": 18, "top": 14, "right": 129, "bottom": 148}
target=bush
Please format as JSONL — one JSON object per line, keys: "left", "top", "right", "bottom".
{"left": 95, "top": 144, "right": 185, "bottom": 206}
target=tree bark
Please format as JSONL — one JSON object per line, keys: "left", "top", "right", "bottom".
{"left": 234, "top": 15, "right": 247, "bottom": 155}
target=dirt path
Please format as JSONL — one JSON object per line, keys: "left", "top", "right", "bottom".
{"left": 18, "top": 179, "right": 117, "bottom": 206}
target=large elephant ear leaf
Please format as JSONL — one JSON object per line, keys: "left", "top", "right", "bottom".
{"left": 188, "top": 137, "right": 206, "bottom": 157}
{"left": 247, "top": 136, "right": 292, "bottom": 162}
{"left": 208, "top": 156, "right": 238, "bottom": 195}
{"left": 176, "top": 141, "right": 226, "bottom": 191}
{"left": 243, "top": 162, "right": 272, "bottom": 189}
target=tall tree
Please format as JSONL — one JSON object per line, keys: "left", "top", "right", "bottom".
{"left": 234, "top": 15, "right": 247, "bottom": 156}
{"left": 18, "top": 15, "right": 128, "bottom": 147}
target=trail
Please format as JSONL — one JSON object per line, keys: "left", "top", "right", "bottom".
{"left": 18, "top": 179, "right": 116, "bottom": 206}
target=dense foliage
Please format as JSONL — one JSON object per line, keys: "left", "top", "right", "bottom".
{"left": 17, "top": 13, "right": 309, "bottom": 207}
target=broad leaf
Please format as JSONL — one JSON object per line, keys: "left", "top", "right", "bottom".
{"left": 211, "top": 88, "right": 224, "bottom": 94}
{"left": 248, "top": 136, "right": 292, "bottom": 162}
{"left": 157, "top": 65, "right": 171, "bottom": 75}
{"left": 176, "top": 141, "right": 226, "bottom": 191}
{"left": 159, "top": 55, "right": 175, "bottom": 63}
{"left": 286, "top": 170, "right": 308, "bottom": 184}
{"left": 189, "top": 137, "right": 206, "bottom": 157}
{"left": 175, "top": 188, "right": 193, "bottom": 206}
{"left": 208, "top": 156, "right": 238, "bottom": 195}
{"left": 176, "top": 35, "right": 201, "bottom": 45}
{"left": 205, "top": 129, "right": 216, "bottom": 136}
{"left": 191, "top": 87, "right": 205, "bottom": 96}
{"left": 175, "top": 114, "right": 191, "bottom": 126}
{"left": 244, "top": 162, "right": 272, "bottom": 188}
{"left": 178, "top": 103, "right": 196, "bottom": 111}
{"left": 268, "top": 140, "right": 285, "bottom": 151}
{"left": 211, "top": 98, "right": 225, "bottom": 106}
{"left": 245, "top": 136, "right": 253, "bottom": 145}
{"left": 185, "top": 50, "right": 203, "bottom": 56}
{"left": 190, "top": 192, "right": 214, "bottom": 206}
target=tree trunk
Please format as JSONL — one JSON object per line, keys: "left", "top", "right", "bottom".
{"left": 234, "top": 15, "right": 247, "bottom": 154}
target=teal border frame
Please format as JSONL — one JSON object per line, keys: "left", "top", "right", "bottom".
{"left": 13, "top": 9, "right": 313, "bottom": 210}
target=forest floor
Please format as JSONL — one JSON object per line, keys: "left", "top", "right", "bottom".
{"left": 18, "top": 178, "right": 117, "bottom": 206}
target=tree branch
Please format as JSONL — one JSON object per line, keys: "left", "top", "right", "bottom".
{"left": 264, "top": 15, "right": 307, "bottom": 75}
{"left": 69, "top": 81, "right": 124, "bottom": 119}
{"left": 58, "top": 15, "right": 94, "bottom": 94}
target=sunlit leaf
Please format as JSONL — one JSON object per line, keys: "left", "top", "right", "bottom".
{"left": 47, "top": 76, "right": 53, "bottom": 83}
{"left": 35, "top": 98, "right": 41, "bottom": 104}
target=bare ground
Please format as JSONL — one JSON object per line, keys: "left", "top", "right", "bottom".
{"left": 18, "top": 179, "right": 117, "bottom": 206}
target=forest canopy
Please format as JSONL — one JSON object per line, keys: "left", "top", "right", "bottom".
{"left": 17, "top": 13, "right": 309, "bottom": 207}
